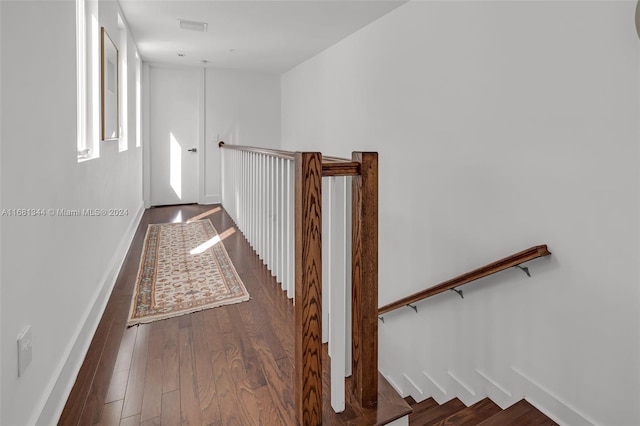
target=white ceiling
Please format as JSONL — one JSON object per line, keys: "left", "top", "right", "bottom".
{"left": 118, "top": 0, "right": 407, "bottom": 73}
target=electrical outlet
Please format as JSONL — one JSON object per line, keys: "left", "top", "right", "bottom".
{"left": 17, "top": 326, "right": 32, "bottom": 377}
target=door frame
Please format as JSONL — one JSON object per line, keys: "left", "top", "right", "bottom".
{"left": 142, "top": 63, "right": 207, "bottom": 208}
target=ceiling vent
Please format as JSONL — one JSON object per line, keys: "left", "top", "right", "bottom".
{"left": 178, "top": 19, "right": 208, "bottom": 32}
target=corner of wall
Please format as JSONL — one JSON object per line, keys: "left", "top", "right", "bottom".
{"left": 203, "top": 194, "right": 221, "bottom": 205}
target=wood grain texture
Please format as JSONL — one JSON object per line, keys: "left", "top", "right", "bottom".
{"left": 406, "top": 397, "right": 438, "bottom": 417}
{"left": 378, "top": 245, "right": 552, "bottom": 315}
{"left": 121, "top": 324, "right": 150, "bottom": 418}
{"left": 323, "top": 344, "right": 412, "bottom": 426}
{"left": 351, "top": 151, "right": 379, "bottom": 407}
{"left": 432, "top": 398, "right": 501, "bottom": 426}
{"left": 407, "top": 396, "right": 557, "bottom": 426}
{"left": 294, "top": 151, "right": 324, "bottom": 425}
{"left": 159, "top": 390, "right": 180, "bottom": 426}
{"left": 411, "top": 398, "right": 466, "bottom": 425}
{"left": 190, "top": 312, "right": 222, "bottom": 425}
{"left": 104, "top": 369, "right": 128, "bottom": 404}
{"left": 161, "top": 319, "right": 179, "bottom": 393}
{"left": 475, "top": 400, "right": 558, "bottom": 426}
{"left": 113, "top": 325, "right": 137, "bottom": 372}
{"left": 95, "top": 399, "right": 123, "bottom": 426}
{"left": 61, "top": 204, "right": 408, "bottom": 426}
{"left": 322, "top": 161, "right": 361, "bottom": 177}
{"left": 140, "top": 324, "right": 163, "bottom": 421}
{"left": 178, "top": 327, "right": 203, "bottom": 426}
{"left": 78, "top": 295, "right": 130, "bottom": 426}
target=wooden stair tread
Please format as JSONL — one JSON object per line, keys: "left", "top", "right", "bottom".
{"left": 433, "top": 398, "right": 502, "bottom": 426}
{"left": 410, "top": 398, "right": 466, "bottom": 425}
{"left": 404, "top": 397, "right": 438, "bottom": 417}
{"left": 322, "top": 344, "right": 412, "bottom": 425}
{"left": 476, "top": 400, "right": 558, "bottom": 426}
{"left": 407, "top": 397, "right": 558, "bottom": 426}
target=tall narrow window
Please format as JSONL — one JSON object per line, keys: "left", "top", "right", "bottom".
{"left": 90, "top": 9, "right": 100, "bottom": 154}
{"left": 76, "top": 0, "right": 87, "bottom": 159}
{"left": 76, "top": 0, "right": 100, "bottom": 161}
{"left": 135, "top": 51, "right": 142, "bottom": 148}
{"left": 118, "top": 13, "right": 128, "bottom": 152}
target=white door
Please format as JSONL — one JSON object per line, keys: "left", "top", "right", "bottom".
{"left": 149, "top": 66, "right": 201, "bottom": 206}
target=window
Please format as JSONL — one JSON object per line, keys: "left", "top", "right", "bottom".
{"left": 76, "top": 0, "right": 87, "bottom": 159}
{"left": 76, "top": 0, "right": 100, "bottom": 161}
{"left": 118, "top": 13, "right": 128, "bottom": 152}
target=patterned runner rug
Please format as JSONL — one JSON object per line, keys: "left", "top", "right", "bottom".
{"left": 128, "top": 219, "right": 249, "bottom": 326}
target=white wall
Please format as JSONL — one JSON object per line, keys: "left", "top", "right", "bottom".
{"left": 204, "top": 68, "right": 281, "bottom": 203}
{"left": 282, "top": 2, "right": 639, "bottom": 425}
{"left": 0, "top": 1, "right": 144, "bottom": 425}
{"left": 142, "top": 67, "right": 280, "bottom": 206}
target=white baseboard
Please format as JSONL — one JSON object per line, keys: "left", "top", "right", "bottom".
{"left": 381, "top": 371, "right": 405, "bottom": 397}
{"left": 422, "top": 370, "right": 451, "bottom": 404}
{"left": 512, "top": 366, "right": 595, "bottom": 426}
{"left": 394, "top": 365, "right": 598, "bottom": 426}
{"left": 202, "top": 193, "right": 221, "bottom": 205}
{"left": 33, "top": 203, "right": 145, "bottom": 425}
{"left": 475, "top": 368, "right": 516, "bottom": 409}
{"left": 403, "top": 373, "right": 424, "bottom": 399}
{"left": 447, "top": 370, "right": 480, "bottom": 406}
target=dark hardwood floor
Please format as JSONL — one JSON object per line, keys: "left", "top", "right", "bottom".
{"left": 59, "top": 204, "right": 409, "bottom": 426}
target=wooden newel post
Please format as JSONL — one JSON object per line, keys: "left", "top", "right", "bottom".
{"left": 294, "top": 152, "right": 323, "bottom": 425}
{"left": 351, "top": 151, "right": 379, "bottom": 407}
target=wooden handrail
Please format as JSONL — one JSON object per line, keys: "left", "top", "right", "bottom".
{"left": 218, "top": 141, "right": 359, "bottom": 177}
{"left": 218, "top": 141, "right": 295, "bottom": 160}
{"left": 322, "top": 161, "right": 360, "bottom": 176}
{"left": 378, "top": 245, "right": 551, "bottom": 316}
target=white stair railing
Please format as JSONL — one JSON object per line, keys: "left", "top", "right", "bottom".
{"left": 221, "top": 146, "right": 296, "bottom": 296}
{"left": 220, "top": 143, "right": 378, "bottom": 423}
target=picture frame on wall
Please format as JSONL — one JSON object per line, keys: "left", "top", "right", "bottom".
{"left": 101, "top": 27, "right": 119, "bottom": 141}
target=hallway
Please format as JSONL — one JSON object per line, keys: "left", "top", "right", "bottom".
{"left": 59, "top": 204, "right": 408, "bottom": 425}
{"left": 60, "top": 205, "right": 297, "bottom": 425}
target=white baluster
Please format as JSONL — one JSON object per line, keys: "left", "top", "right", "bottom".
{"left": 261, "top": 154, "right": 266, "bottom": 261}
{"left": 286, "top": 159, "right": 295, "bottom": 299}
{"left": 228, "top": 149, "right": 233, "bottom": 218}
{"left": 269, "top": 157, "right": 278, "bottom": 277}
{"left": 322, "top": 177, "right": 332, "bottom": 345}
{"left": 257, "top": 154, "right": 263, "bottom": 258}
{"left": 235, "top": 151, "right": 245, "bottom": 232}
{"left": 279, "top": 159, "right": 285, "bottom": 288}
{"left": 345, "top": 177, "right": 352, "bottom": 377}
{"left": 330, "top": 176, "right": 347, "bottom": 412}
{"left": 250, "top": 152, "right": 256, "bottom": 247}
{"left": 233, "top": 149, "right": 237, "bottom": 221}
{"left": 268, "top": 156, "right": 273, "bottom": 271}
{"left": 274, "top": 157, "right": 280, "bottom": 282}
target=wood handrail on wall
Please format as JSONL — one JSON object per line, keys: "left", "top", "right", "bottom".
{"left": 219, "top": 142, "right": 378, "bottom": 425}
{"left": 378, "top": 245, "right": 551, "bottom": 316}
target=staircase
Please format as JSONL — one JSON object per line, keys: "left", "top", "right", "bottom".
{"left": 405, "top": 396, "right": 558, "bottom": 425}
